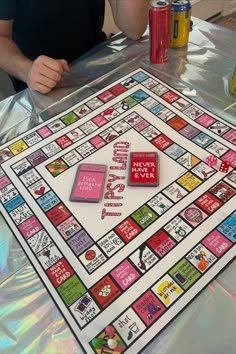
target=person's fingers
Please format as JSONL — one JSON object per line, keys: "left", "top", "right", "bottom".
{"left": 30, "top": 81, "right": 52, "bottom": 94}
{"left": 36, "top": 73, "right": 58, "bottom": 89}
{"left": 36, "top": 55, "right": 64, "bottom": 74}
{"left": 37, "top": 65, "right": 62, "bottom": 83}
{"left": 59, "top": 59, "right": 70, "bottom": 72}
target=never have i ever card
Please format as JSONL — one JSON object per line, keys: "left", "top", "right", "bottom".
{"left": 128, "top": 151, "right": 159, "bottom": 187}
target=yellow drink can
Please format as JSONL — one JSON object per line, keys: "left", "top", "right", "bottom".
{"left": 170, "top": 0, "right": 191, "bottom": 48}
{"left": 230, "top": 66, "right": 236, "bottom": 95}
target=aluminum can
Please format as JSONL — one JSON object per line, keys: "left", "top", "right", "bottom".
{"left": 230, "top": 66, "right": 236, "bottom": 95}
{"left": 170, "top": 0, "right": 191, "bottom": 48}
{"left": 149, "top": 0, "right": 171, "bottom": 64}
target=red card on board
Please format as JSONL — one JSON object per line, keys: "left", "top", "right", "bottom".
{"left": 128, "top": 152, "right": 159, "bottom": 186}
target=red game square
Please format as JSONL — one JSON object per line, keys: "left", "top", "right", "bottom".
{"left": 46, "top": 258, "right": 74, "bottom": 287}
{"left": 109, "top": 83, "right": 127, "bottom": 96}
{"left": 132, "top": 290, "right": 166, "bottom": 326}
{"left": 56, "top": 136, "right": 73, "bottom": 149}
{"left": 195, "top": 192, "right": 223, "bottom": 214}
{"left": 167, "top": 116, "right": 188, "bottom": 131}
{"left": 98, "top": 90, "right": 116, "bottom": 103}
{"left": 46, "top": 203, "right": 71, "bottom": 226}
{"left": 115, "top": 218, "right": 142, "bottom": 243}
{"left": 152, "top": 134, "right": 173, "bottom": 150}
{"left": 210, "top": 181, "right": 235, "bottom": 202}
{"left": 89, "top": 135, "right": 107, "bottom": 149}
{"left": 147, "top": 230, "right": 176, "bottom": 257}
{"left": 161, "top": 90, "right": 180, "bottom": 103}
{"left": 92, "top": 115, "right": 108, "bottom": 127}
{"left": 90, "top": 275, "right": 121, "bottom": 309}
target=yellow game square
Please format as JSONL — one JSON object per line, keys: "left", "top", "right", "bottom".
{"left": 9, "top": 140, "right": 29, "bottom": 155}
{"left": 177, "top": 172, "right": 202, "bottom": 192}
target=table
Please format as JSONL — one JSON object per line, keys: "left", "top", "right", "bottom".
{"left": 0, "top": 17, "right": 236, "bottom": 354}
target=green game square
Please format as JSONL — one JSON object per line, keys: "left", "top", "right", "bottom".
{"left": 61, "top": 112, "right": 79, "bottom": 126}
{"left": 169, "top": 258, "right": 201, "bottom": 290}
{"left": 57, "top": 275, "right": 86, "bottom": 306}
{"left": 132, "top": 205, "right": 158, "bottom": 229}
{"left": 123, "top": 96, "right": 138, "bottom": 107}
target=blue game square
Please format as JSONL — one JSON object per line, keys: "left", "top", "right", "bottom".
{"left": 192, "top": 133, "right": 215, "bottom": 148}
{"left": 132, "top": 72, "right": 149, "bottom": 82}
{"left": 4, "top": 195, "right": 24, "bottom": 212}
{"left": 150, "top": 104, "right": 165, "bottom": 114}
{"left": 164, "top": 144, "right": 186, "bottom": 160}
{"left": 37, "top": 191, "right": 61, "bottom": 212}
{"left": 131, "top": 90, "right": 149, "bottom": 103}
{"left": 217, "top": 214, "right": 236, "bottom": 243}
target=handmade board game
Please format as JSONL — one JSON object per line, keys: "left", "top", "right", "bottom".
{"left": 0, "top": 68, "right": 236, "bottom": 353}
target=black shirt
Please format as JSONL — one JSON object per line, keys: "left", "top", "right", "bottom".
{"left": 0, "top": 0, "right": 105, "bottom": 63}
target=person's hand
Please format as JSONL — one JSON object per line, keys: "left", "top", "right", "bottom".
{"left": 25, "top": 55, "right": 69, "bottom": 94}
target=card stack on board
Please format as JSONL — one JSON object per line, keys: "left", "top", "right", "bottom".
{"left": 70, "top": 163, "right": 107, "bottom": 202}
{"left": 128, "top": 151, "right": 159, "bottom": 187}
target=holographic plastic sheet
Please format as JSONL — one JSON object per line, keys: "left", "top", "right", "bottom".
{"left": 0, "top": 18, "right": 236, "bottom": 354}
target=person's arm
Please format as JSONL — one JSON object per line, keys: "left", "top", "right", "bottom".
{"left": 109, "top": 0, "right": 149, "bottom": 40}
{"left": 0, "top": 20, "right": 69, "bottom": 93}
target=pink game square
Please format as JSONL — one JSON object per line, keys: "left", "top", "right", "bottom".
{"left": 37, "top": 126, "right": 53, "bottom": 138}
{"left": 18, "top": 216, "right": 43, "bottom": 239}
{"left": 196, "top": 114, "right": 216, "bottom": 127}
{"left": 223, "top": 129, "right": 236, "bottom": 145}
{"left": 111, "top": 260, "right": 140, "bottom": 290}
{"left": 132, "top": 290, "right": 166, "bottom": 326}
{"left": 161, "top": 91, "right": 180, "bottom": 103}
{"left": 98, "top": 90, "right": 115, "bottom": 103}
{"left": 180, "top": 204, "right": 208, "bottom": 227}
{"left": 92, "top": 115, "right": 108, "bottom": 127}
{"left": 89, "top": 136, "right": 107, "bottom": 149}
{"left": 202, "top": 230, "right": 232, "bottom": 256}
{"left": 0, "top": 176, "right": 11, "bottom": 189}
{"left": 221, "top": 150, "right": 236, "bottom": 168}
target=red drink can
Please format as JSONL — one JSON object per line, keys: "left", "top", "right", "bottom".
{"left": 149, "top": 0, "right": 171, "bottom": 64}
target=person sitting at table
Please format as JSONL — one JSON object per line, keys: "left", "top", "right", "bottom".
{"left": 0, "top": 0, "right": 149, "bottom": 94}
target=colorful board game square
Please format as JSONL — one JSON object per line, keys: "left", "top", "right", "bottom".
{"left": 46, "top": 203, "right": 71, "bottom": 226}
{"left": 202, "top": 230, "right": 232, "bottom": 257}
{"left": 4, "top": 194, "right": 24, "bottom": 213}
{"left": 98, "top": 90, "right": 115, "bottom": 103}
{"left": 221, "top": 150, "right": 236, "bottom": 168}
{"left": 210, "top": 181, "right": 235, "bottom": 202}
{"left": 191, "top": 162, "right": 215, "bottom": 180}
{"left": 195, "top": 192, "right": 223, "bottom": 214}
{"left": 129, "top": 245, "right": 158, "bottom": 273}
{"left": 92, "top": 115, "right": 108, "bottom": 127}
{"left": 167, "top": 116, "right": 188, "bottom": 130}
{"left": 177, "top": 172, "right": 202, "bottom": 192}
{"left": 186, "top": 244, "right": 217, "bottom": 273}
{"left": 164, "top": 216, "right": 193, "bottom": 242}
{"left": 179, "top": 125, "right": 201, "bottom": 139}
{"left": 57, "top": 274, "right": 86, "bottom": 306}
{"left": 164, "top": 144, "right": 186, "bottom": 160}
{"left": 147, "top": 193, "right": 173, "bottom": 215}
{"left": 90, "top": 275, "right": 121, "bottom": 309}
{"left": 46, "top": 258, "right": 74, "bottom": 287}
{"left": 132, "top": 290, "right": 165, "bottom": 326}
{"left": 115, "top": 218, "right": 142, "bottom": 243}
{"left": 131, "top": 90, "right": 149, "bottom": 103}
{"left": 37, "top": 191, "right": 61, "bottom": 212}
{"left": 57, "top": 217, "right": 82, "bottom": 240}
{"left": 132, "top": 71, "right": 149, "bottom": 82}
{"left": 89, "top": 135, "right": 107, "bottom": 149}
{"left": 91, "top": 327, "right": 126, "bottom": 353}
{"left": 152, "top": 274, "right": 184, "bottom": 307}
{"left": 61, "top": 112, "right": 79, "bottom": 125}
{"left": 111, "top": 259, "right": 140, "bottom": 290}
{"left": 195, "top": 114, "right": 216, "bottom": 127}
{"left": 113, "top": 308, "right": 146, "bottom": 345}
{"left": 131, "top": 205, "right": 158, "bottom": 229}
{"left": 0, "top": 148, "right": 13, "bottom": 164}
{"left": 147, "top": 230, "right": 176, "bottom": 257}
{"left": 109, "top": 83, "right": 127, "bottom": 95}
{"left": 177, "top": 153, "right": 200, "bottom": 169}
{"left": 70, "top": 292, "right": 101, "bottom": 328}
{"left": 18, "top": 216, "right": 43, "bottom": 239}
{"left": 169, "top": 258, "right": 201, "bottom": 290}
{"left": 161, "top": 90, "right": 180, "bottom": 103}
{"left": 56, "top": 135, "right": 73, "bottom": 149}
{"left": 37, "top": 126, "right": 52, "bottom": 138}
{"left": 36, "top": 243, "right": 63, "bottom": 270}
{"left": 151, "top": 84, "right": 169, "bottom": 96}
{"left": 223, "top": 129, "right": 236, "bottom": 144}
{"left": 0, "top": 175, "right": 11, "bottom": 190}
{"left": 27, "top": 150, "right": 48, "bottom": 166}
{"left": 98, "top": 231, "right": 125, "bottom": 257}
{"left": 217, "top": 214, "right": 236, "bottom": 243}
{"left": 28, "top": 179, "right": 50, "bottom": 199}
{"left": 152, "top": 134, "right": 173, "bottom": 150}
{"left": 67, "top": 229, "right": 93, "bottom": 254}
{"left": 10, "top": 203, "right": 33, "bottom": 226}
{"left": 9, "top": 139, "right": 28, "bottom": 155}
{"left": 47, "top": 159, "right": 68, "bottom": 176}
{"left": 79, "top": 245, "right": 107, "bottom": 273}
{"left": 192, "top": 133, "right": 215, "bottom": 148}
{"left": 180, "top": 204, "right": 208, "bottom": 227}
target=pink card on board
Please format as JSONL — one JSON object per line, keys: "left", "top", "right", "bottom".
{"left": 70, "top": 163, "right": 107, "bottom": 203}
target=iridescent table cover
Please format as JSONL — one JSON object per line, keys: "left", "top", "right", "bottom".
{"left": 0, "top": 18, "right": 236, "bottom": 354}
